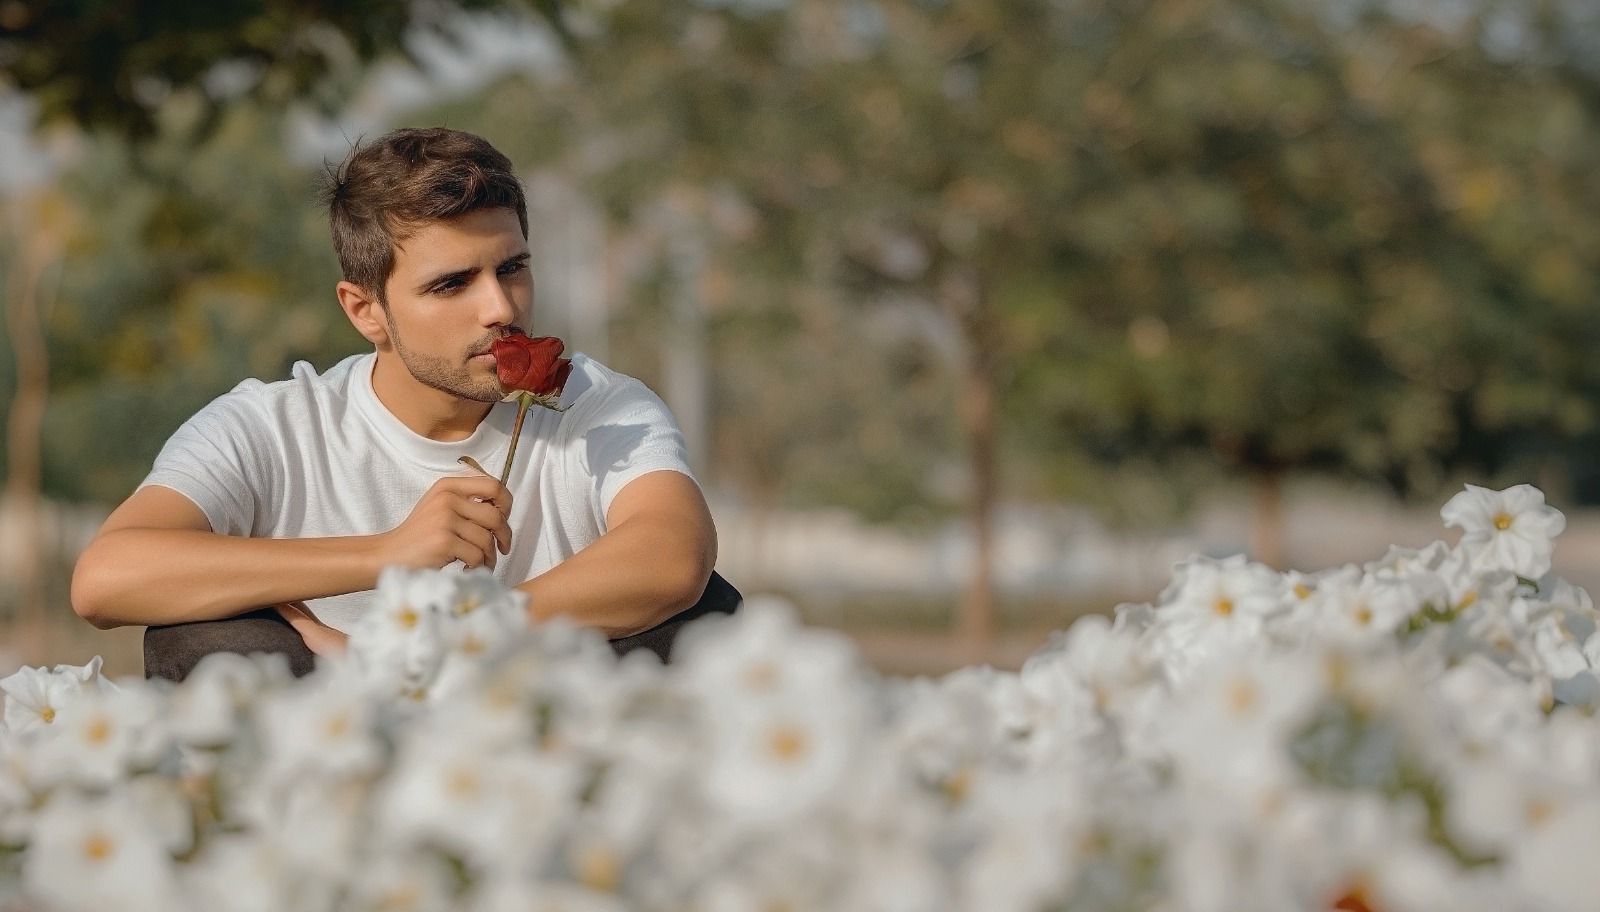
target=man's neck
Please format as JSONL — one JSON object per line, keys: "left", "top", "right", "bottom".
{"left": 368, "top": 353, "right": 493, "bottom": 442}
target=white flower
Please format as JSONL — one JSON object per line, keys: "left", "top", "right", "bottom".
{"left": 1, "top": 656, "right": 110, "bottom": 737}
{"left": 348, "top": 566, "right": 457, "bottom": 698}
{"left": 166, "top": 651, "right": 291, "bottom": 748}
{"left": 1301, "top": 564, "right": 1449, "bottom": 643}
{"left": 429, "top": 572, "right": 530, "bottom": 702}
{"left": 675, "top": 599, "right": 866, "bottom": 826}
{"left": 379, "top": 715, "right": 579, "bottom": 874}
{"left": 255, "top": 673, "right": 382, "bottom": 783}
{"left": 957, "top": 769, "right": 1082, "bottom": 912}
{"left": 345, "top": 851, "right": 457, "bottom": 912}
{"left": 181, "top": 834, "right": 293, "bottom": 912}
{"left": 25, "top": 684, "right": 167, "bottom": 789}
{"left": 675, "top": 596, "right": 862, "bottom": 709}
{"left": 471, "top": 877, "right": 627, "bottom": 912}
{"left": 235, "top": 776, "right": 368, "bottom": 888}
{"left": 1160, "top": 652, "right": 1320, "bottom": 802}
{"left": 23, "top": 790, "right": 185, "bottom": 912}
{"left": 1149, "top": 554, "right": 1286, "bottom": 683}
{"left": 700, "top": 694, "right": 857, "bottom": 826}
{"left": 1442, "top": 484, "right": 1566, "bottom": 579}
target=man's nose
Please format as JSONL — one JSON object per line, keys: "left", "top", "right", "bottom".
{"left": 480, "top": 277, "right": 517, "bottom": 327}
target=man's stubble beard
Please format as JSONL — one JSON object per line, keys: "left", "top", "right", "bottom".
{"left": 383, "top": 310, "right": 503, "bottom": 403}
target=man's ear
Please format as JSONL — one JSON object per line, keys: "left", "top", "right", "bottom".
{"left": 336, "top": 280, "right": 390, "bottom": 347}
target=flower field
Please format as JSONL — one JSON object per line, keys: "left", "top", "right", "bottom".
{"left": 1, "top": 484, "right": 1595, "bottom": 911}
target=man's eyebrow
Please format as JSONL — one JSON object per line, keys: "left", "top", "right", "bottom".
{"left": 416, "top": 266, "right": 478, "bottom": 294}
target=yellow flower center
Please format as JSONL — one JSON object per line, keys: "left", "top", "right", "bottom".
{"left": 82, "top": 832, "right": 114, "bottom": 862}
{"left": 742, "top": 661, "right": 780, "bottom": 691}
{"left": 396, "top": 606, "right": 418, "bottom": 629}
{"left": 84, "top": 715, "right": 111, "bottom": 744}
{"left": 943, "top": 767, "right": 974, "bottom": 802}
{"left": 377, "top": 886, "right": 420, "bottom": 911}
{"left": 1292, "top": 582, "right": 1312, "bottom": 600}
{"left": 323, "top": 712, "right": 350, "bottom": 739}
{"left": 1212, "top": 596, "right": 1234, "bottom": 616}
{"left": 447, "top": 767, "right": 480, "bottom": 799}
{"left": 1227, "top": 680, "right": 1258, "bottom": 716}
{"left": 1456, "top": 590, "right": 1478, "bottom": 611}
{"left": 38, "top": 706, "right": 54, "bottom": 724}
{"left": 577, "top": 844, "right": 623, "bottom": 892}
{"left": 1527, "top": 799, "right": 1555, "bottom": 826}
{"left": 1493, "top": 512, "right": 1512, "bottom": 531}
{"left": 767, "top": 724, "right": 808, "bottom": 761}
{"left": 1353, "top": 605, "right": 1373, "bottom": 626}
{"left": 454, "top": 595, "right": 481, "bottom": 616}
{"left": 1323, "top": 654, "right": 1350, "bottom": 691}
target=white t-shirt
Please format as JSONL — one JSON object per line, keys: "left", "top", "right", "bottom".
{"left": 140, "top": 352, "right": 695, "bottom": 632}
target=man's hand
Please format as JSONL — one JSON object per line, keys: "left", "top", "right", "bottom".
{"left": 376, "top": 474, "right": 514, "bottom": 571}
{"left": 275, "top": 601, "right": 349, "bottom": 658}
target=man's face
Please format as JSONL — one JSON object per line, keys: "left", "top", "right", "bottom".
{"left": 379, "top": 207, "right": 532, "bottom": 403}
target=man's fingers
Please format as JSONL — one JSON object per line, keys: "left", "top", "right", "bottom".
{"left": 455, "top": 521, "right": 497, "bottom": 569}
{"left": 454, "top": 498, "right": 514, "bottom": 555}
{"left": 438, "top": 474, "right": 514, "bottom": 516}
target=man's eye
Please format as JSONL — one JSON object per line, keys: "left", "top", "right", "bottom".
{"left": 432, "top": 278, "right": 466, "bottom": 295}
{"left": 498, "top": 261, "right": 528, "bottom": 276}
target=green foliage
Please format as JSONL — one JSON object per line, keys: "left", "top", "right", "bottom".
{"left": 0, "top": 99, "right": 359, "bottom": 502}
{"left": 0, "top": 0, "right": 536, "bottom": 137}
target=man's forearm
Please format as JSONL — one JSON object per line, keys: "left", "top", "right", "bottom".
{"left": 72, "top": 529, "right": 383, "bottom": 629}
{"left": 517, "top": 514, "right": 715, "bottom": 639}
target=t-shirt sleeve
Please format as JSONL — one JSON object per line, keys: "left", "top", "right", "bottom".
{"left": 577, "top": 378, "right": 696, "bottom": 517}
{"left": 139, "top": 384, "right": 279, "bottom": 537}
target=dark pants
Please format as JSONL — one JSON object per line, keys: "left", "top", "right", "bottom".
{"left": 144, "top": 571, "right": 743, "bottom": 682}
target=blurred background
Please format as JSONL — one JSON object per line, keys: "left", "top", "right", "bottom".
{"left": 0, "top": 0, "right": 1597, "bottom": 677}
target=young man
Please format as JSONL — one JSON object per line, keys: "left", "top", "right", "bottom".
{"left": 70, "top": 127, "right": 732, "bottom": 677}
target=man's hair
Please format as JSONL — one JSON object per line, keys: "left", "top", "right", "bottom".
{"left": 320, "top": 127, "right": 529, "bottom": 303}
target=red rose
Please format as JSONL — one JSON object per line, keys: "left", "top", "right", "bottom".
{"left": 491, "top": 333, "right": 573, "bottom": 398}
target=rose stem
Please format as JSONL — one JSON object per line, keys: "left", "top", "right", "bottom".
{"left": 499, "top": 392, "right": 533, "bottom": 486}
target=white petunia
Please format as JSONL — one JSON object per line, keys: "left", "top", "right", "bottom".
{"left": 1, "top": 656, "right": 111, "bottom": 737}
{"left": 956, "top": 769, "right": 1083, "bottom": 912}
{"left": 1149, "top": 554, "right": 1286, "bottom": 684}
{"left": 1160, "top": 652, "right": 1321, "bottom": 802}
{"left": 428, "top": 573, "right": 530, "bottom": 702}
{"left": 345, "top": 850, "right": 458, "bottom": 912}
{"left": 25, "top": 684, "right": 168, "bottom": 789}
{"left": 23, "top": 790, "right": 185, "bottom": 912}
{"left": 471, "top": 877, "right": 628, "bottom": 912}
{"left": 181, "top": 834, "right": 294, "bottom": 912}
{"left": 700, "top": 694, "right": 857, "bottom": 826}
{"left": 379, "top": 715, "right": 579, "bottom": 874}
{"left": 166, "top": 650, "right": 293, "bottom": 748}
{"left": 347, "top": 566, "right": 457, "bottom": 698}
{"left": 255, "top": 672, "right": 382, "bottom": 783}
{"left": 674, "top": 596, "right": 862, "bottom": 708}
{"left": 1442, "top": 483, "right": 1566, "bottom": 580}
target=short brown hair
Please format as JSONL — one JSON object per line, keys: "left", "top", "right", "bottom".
{"left": 320, "top": 127, "right": 528, "bottom": 302}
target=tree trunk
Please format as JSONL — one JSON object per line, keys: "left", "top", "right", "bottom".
{"left": 1250, "top": 468, "right": 1286, "bottom": 570}
{"left": 664, "top": 209, "right": 710, "bottom": 482}
{"left": 945, "top": 268, "right": 998, "bottom": 658}
{"left": 3, "top": 199, "right": 63, "bottom": 659}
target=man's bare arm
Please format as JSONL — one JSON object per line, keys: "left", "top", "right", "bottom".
{"left": 517, "top": 470, "right": 717, "bottom": 639}
{"left": 72, "top": 477, "right": 513, "bottom": 629}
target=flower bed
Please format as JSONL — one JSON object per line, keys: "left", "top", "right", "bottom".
{"left": 1, "top": 485, "right": 1593, "bottom": 911}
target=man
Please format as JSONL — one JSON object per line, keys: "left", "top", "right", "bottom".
{"left": 70, "top": 127, "right": 735, "bottom": 678}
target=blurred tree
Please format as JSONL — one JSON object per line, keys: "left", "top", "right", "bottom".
{"left": 0, "top": 0, "right": 564, "bottom": 137}
{"left": 994, "top": 0, "right": 1600, "bottom": 566}
{"left": 10, "top": 97, "right": 359, "bottom": 504}
{"left": 1, "top": 189, "right": 71, "bottom": 650}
